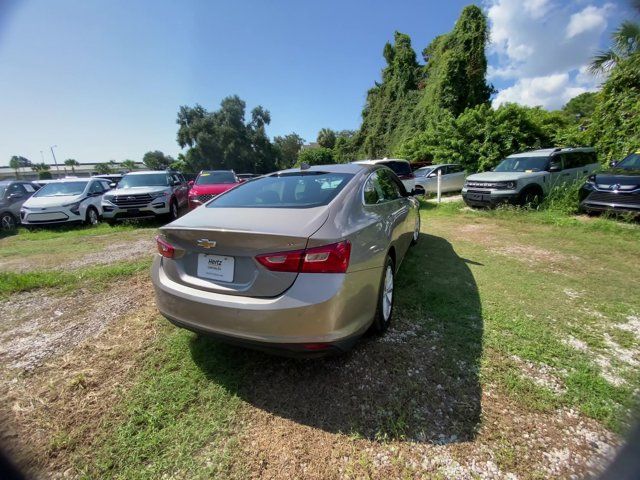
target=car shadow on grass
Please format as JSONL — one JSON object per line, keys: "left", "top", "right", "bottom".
{"left": 189, "top": 233, "right": 483, "bottom": 444}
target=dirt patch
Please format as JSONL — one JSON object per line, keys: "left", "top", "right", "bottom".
{"left": 65, "top": 239, "right": 154, "bottom": 270}
{"left": 0, "top": 276, "right": 159, "bottom": 477}
{"left": 205, "top": 311, "right": 622, "bottom": 479}
{"left": 0, "top": 237, "right": 155, "bottom": 273}
{"left": 0, "top": 274, "right": 153, "bottom": 371}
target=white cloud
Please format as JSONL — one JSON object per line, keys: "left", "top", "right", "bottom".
{"left": 566, "top": 5, "right": 610, "bottom": 38}
{"left": 486, "top": 0, "right": 614, "bottom": 109}
{"left": 493, "top": 73, "right": 597, "bottom": 109}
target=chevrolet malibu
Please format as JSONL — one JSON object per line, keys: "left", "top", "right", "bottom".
{"left": 152, "top": 163, "right": 420, "bottom": 356}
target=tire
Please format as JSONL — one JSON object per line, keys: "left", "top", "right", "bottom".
{"left": 411, "top": 213, "right": 420, "bottom": 246}
{"left": 520, "top": 187, "right": 543, "bottom": 207}
{"left": 85, "top": 207, "right": 99, "bottom": 226}
{"left": 371, "top": 255, "right": 395, "bottom": 334}
{"left": 168, "top": 200, "right": 179, "bottom": 221}
{"left": 1, "top": 212, "right": 17, "bottom": 232}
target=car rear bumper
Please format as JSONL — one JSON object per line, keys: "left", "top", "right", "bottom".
{"left": 151, "top": 256, "right": 381, "bottom": 354}
{"left": 462, "top": 189, "right": 519, "bottom": 207}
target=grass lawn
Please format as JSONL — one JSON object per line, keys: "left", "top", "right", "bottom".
{"left": 1, "top": 203, "right": 639, "bottom": 479}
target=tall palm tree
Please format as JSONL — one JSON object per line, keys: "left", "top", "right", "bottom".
{"left": 64, "top": 158, "right": 79, "bottom": 174}
{"left": 9, "top": 156, "right": 21, "bottom": 179}
{"left": 590, "top": 3, "right": 640, "bottom": 73}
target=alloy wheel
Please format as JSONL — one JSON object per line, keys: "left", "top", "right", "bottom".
{"left": 1, "top": 213, "right": 16, "bottom": 231}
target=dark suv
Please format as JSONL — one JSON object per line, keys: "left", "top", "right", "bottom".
{"left": 0, "top": 180, "right": 39, "bottom": 231}
{"left": 580, "top": 152, "right": 640, "bottom": 215}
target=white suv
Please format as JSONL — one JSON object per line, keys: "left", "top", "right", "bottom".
{"left": 353, "top": 159, "right": 415, "bottom": 193}
{"left": 462, "top": 147, "right": 598, "bottom": 207}
{"left": 101, "top": 170, "right": 189, "bottom": 224}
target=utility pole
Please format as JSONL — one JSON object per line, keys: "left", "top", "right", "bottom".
{"left": 50, "top": 145, "right": 60, "bottom": 178}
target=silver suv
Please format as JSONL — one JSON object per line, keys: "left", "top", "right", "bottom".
{"left": 102, "top": 170, "right": 189, "bottom": 224}
{"left": 462, "top": 147, "right": 598, "bottom": 207}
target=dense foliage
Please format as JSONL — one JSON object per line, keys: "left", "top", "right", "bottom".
{"left": 273, "top": 133, "right": 304, "bottom": 169}
{"left": 589, "top": 53, "right": 640, "bottom": 164}
{"left": 353, "top": 5, "right": 493, "bottom": 159}
{"left": 175, "top": 96, "right": 278, "bottom": 174}
{"left": 297, "top": 147, "right": 335, "bottom": 166}
{"left": 142, "top": 151, "right": 174, "bottom": 171}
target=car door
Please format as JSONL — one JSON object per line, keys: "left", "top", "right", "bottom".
{"left": 173, "top": 174, "right": 189, "bottom": 207}
{"left": 88, "top": 180, "right": 105, "bottom": 213}
{"left": 447, "top": 164, "right": 466, "bottom": 192}
{"left": 547, "top": 154, "right": 566, "bottom": 189}
{"left": 561, "top": 152, "right": 582, "bottom": 183}
{"left": 6, "top": 183, "right": 30, "bottom": 217}
{"left": 377, "top": 168, "right": 412, "bottom": 256}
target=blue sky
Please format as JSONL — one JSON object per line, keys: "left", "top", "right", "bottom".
{"left": 0, "top": 0, "right": 632, "bottom": 166}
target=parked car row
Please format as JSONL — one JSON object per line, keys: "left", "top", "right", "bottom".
{"left": 0, "top": 169, "right": 260, "bottom": 231}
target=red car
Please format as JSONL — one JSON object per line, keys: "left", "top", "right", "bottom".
{"left": 188, "top": 170, "right": 241, "bottom": 210}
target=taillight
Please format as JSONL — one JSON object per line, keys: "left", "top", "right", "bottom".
{"left": 255, "top": 249, "right": 304, "bottom": 272}
{"left": 156, "top": 236, "right": 175, "bottom": 258}
{"left": 255, "top": 240, "right": 351, "bottom": 274}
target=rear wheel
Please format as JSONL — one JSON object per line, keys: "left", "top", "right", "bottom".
{"left": 85, "top": 207, "right": 99, "bottom": 226}
{"left": 371, "top": 255, "right": 395, "bottom": 334}
{"left": 1, "top": 212, "right": 17, "bottom": 231}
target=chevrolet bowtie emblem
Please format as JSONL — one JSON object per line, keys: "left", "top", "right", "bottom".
{"left": 197, "top": 239, "right": 217, "bottom": 249}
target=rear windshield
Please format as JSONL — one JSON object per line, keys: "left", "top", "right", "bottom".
{"left": 494, "top": 156, "right": 549, "bottom": 172}
{"left": 381, "top": 161, "right": 412, "bottom": 176}
{"left": 118, "top": 173, "right": 169, "bottom": 188}
{"left": 33, "top": 181, "right": 88, "bottom": 197}
{"left": 196, "top": 171, "right": 237, "bottom": 185}
{"left": 207, "top": 172, "right": 354, "bottom": 208}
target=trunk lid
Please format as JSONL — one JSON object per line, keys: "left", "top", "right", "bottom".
{"left": 160, "top": 206, "right": 330, "bottom": 297}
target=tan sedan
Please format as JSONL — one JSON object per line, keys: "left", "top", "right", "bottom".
{"left": 152, "top": 163, "right": 420, "bottom": 356}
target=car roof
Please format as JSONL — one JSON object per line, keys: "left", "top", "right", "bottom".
{"left": 278, "top": 163, "right": 372, "bottom": 175}
{"left": 353, "top": 158, "right": 410, "bottom": 165}
{"left": 124, "top": 170, "right": 174, "bottom": 175}
{"left": 417, "top": 164, "right": 457, "bottom": 169}
{"left": 509, "top": 147, "right": 595, "bottom": 158}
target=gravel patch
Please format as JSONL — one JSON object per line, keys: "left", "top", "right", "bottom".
{"left": 65, "top": 239, "right": 154, "bottom": 270}
{"left": 0, "top": 275, "right": 152, "bottom": 372}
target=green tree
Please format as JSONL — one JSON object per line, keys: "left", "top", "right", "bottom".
{"left": 31, "top": 162, "right": 51, "bottom": 179}
{"left": 562, "top": 92, "right": 598, "bottom": 121}
{"left": 121, "top": 159, "right": 137, "bottom": 171}
{"left": 354, "top": 5, "right": 493, "bottom": 157}
{"left": 9, "top": 156, "right": 30, "bottom": 178}
{"left": 274, "top": 133, "right": 305, "bottom": 169}
{"left": 64, "top": 158, "right": 79, "bottom": 174}
{"left": 143, "top": 151, "right": 174, "bottom": 170}
{"left": 317, "top": 128, "right": 337, "bottom": 149}
{"left": 589, "top": 12, "right": 640, "bottom": 73}
{"left": 94, "top": 163, "right": 113, "bottom": 174}
{"left": 297, "top": 147, "right": 334, "bottom": 166}
{"left": 176, "top": 95, "right": 277, "bottom": 174}
{"left": 589, "top": 53, "right": 640, "bottom": 164}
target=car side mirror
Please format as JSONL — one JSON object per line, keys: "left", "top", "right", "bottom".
{"left": 549, "top": 164, "right": 562, "bottom": 172}
{"left": 427, "top": 172, "right": 437, "bottom": 178}
{"left": 109, "top": 182, "right": 116, "bottom": 188}
{"left": 188, "top": 180, "right": 194, "bottom": 187}
{"left": 8, "top": 193, "right": 24, "bottom": 200}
